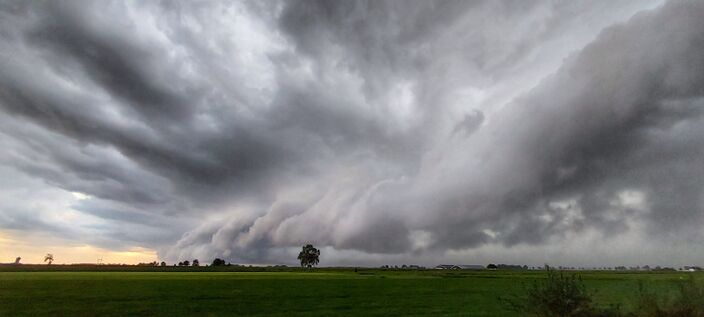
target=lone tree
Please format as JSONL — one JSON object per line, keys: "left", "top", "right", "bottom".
{"left": 297, "top": 244, "right": 320, "bottom": 268}
{"left": 192, "top": 259, "right": 199, "bottom": 266}
{"left": 44, "top": 254, "right": 54, "bottom": 265}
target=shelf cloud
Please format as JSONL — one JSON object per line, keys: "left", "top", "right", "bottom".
{"left": 2, "top": 0, "right": 703, "bottom": 266}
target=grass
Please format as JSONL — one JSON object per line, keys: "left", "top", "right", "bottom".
{"left": 0, "top": 268, "right": 701, "bottom": 316}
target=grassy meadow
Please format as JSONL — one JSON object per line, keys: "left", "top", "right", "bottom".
{"left": 0, "top": 267, "right": 701, "bottom": 316}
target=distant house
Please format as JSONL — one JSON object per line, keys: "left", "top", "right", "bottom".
{"left": 684, "top": 266, "right": 701, "bottom": 272}
{"left": 458, "top": 265, "right": 484, "bottom": 270}
{"left": 435, "top": 264, "right": 460, "bottom": 270}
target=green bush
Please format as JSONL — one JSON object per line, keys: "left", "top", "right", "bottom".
{"left": 503, "top": 267, "right": 704, "bottom": 317}
{"left": 502, "top": 266, "right": 621, "bottom": 317}
{"left": 629, "top": 276, "right": 704, "bottom": 317}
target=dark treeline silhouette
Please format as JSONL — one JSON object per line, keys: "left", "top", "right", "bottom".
{"left": 212, "top": 258, "right": 226, "bottom": 266}
{"left": 137, "top": 261, "right": 159, "bottom": 266}
{"left": 486, "top": 263, "right": 528, "bottom": 270}
{"left": 380, "top": 264, "right": 425, "bottom": 269}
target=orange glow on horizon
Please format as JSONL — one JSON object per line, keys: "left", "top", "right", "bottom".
{"left": 0, "top": 230, "right": 158, "bottom": 265}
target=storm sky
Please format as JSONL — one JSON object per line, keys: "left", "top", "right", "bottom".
{"left": 1, "top": 0, "right": 704, "bottom": 267}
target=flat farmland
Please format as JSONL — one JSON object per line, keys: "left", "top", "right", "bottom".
{"left": 0, "top": 269, "right": 700, "bottom": 316}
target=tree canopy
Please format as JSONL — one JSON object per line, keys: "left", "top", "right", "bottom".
{"left": 212, "top": 258, "right": 226, "bottom": 266}
{"left": 297, "top": 244, "right": 320, "bottom": 268}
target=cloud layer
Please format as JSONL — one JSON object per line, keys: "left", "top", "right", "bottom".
{"left": 2, "top": 0, "right": 703, "bottom": 266}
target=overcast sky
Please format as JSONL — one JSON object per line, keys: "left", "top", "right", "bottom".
{"left": 2, "top": 0, "right": 704, "bottom": 267}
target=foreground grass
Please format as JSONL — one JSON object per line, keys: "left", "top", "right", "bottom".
{"left": 0, "top": 269, "right": 700, "bottom": 316}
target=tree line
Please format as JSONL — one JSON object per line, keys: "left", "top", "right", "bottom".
{"left": 146, "top": 244, "right": 322, "bottom": 268}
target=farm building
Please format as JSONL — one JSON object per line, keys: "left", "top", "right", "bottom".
{"left": 435, "top": 264, "right": 459, "bottom": 270}
{"left": 435, "top": 264, "right": 484, "bottom": 270}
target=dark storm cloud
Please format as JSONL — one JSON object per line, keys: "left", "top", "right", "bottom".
{"left": 0, "top": 0, "right": 421, "bottom": 254}
{"left": 171, "top": 0, "right": 683, "bottom": 262}
{"left": 1, "top": 1, "right": 288, "bottom": 199}
{"left": 415, "top": 0, "right": 704, "bottom": 250}
{"left": 27, "top": 3, "right": 193, "bottom": 122}
{"left": 4, "top": 0, "right": 703, "bottom": 265}
{"left": 520, "top": 1, "right": 704, "bottom": 235}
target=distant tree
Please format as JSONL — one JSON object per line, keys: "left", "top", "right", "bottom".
{"left": 160, "top": 261, "right": 166, "bottom": 267}
{"left": 178, "top": 261, "right": 183, "bottom": 266}
{"left": 192, "top": 259, "right": 199, "bottom": 266}
{"left": 297, "top": 244, "right": 320, "bottom": 268}
{"left": 183, "top": 260, "right": 190, "bottom": 266}
{"left": 212, "top": 258, "right": 226, "bottom": 266}
{"left": 44, "top": 254, "right": 54, "bottom": 265}
{"left": 487, "top": 263, "right": 497, "bottom": 269}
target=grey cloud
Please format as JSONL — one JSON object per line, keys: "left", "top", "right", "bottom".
{"left": 2, "top": 2, "right": 285, "bottom": 199}
{"left": 452, "top": 110, "right": 484, "bottom": 136}
{"left": 4, "top": 0, "right": 703, "bottom": 266}
{"left": 421, "top": 0, "right": 704, "bottom": 250}
{"left": 27, "top": 3, "right": 194, "bottom": 122}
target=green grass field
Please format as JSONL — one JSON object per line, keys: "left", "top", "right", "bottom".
{"left": 0, "top": 268, "right": 701, "bottom": 316}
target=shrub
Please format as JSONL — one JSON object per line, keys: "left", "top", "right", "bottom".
{"left": 630, "top": 276, "right": 704, "bottom": 317}
{"left": 502, "top": 266, "right": 621, "bottom": 317}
